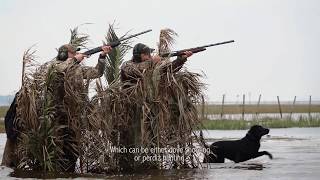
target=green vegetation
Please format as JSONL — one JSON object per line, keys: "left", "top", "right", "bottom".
{"left": 0, "top": 121, "right": 4, "bottom": 133}
{"left": 202, "top": 117, "right": 320, "bottom": 130}
{"left": 203, "top": 104, "right": 320, "bottom": 114}
{"left": 198, "top": 102, "right": 320, "bottom": 129}
{"left": 0, "top": 106, "right": 8, "bottom": 133}
{"left": 0, "top": 106, "right": 8, "bottom": 118}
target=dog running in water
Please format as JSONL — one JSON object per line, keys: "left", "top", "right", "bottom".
{"left": 200, "top": 125, "right": 273, "bottom": 163}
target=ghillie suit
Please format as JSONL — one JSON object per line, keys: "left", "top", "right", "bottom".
{"left": 75, "top": 24, "right": 134, "bottom": 173}
{"left": 78, "top": 28, "right": 206, "bottom": 173}
{"left": 83, "top": 57, "right": 205, "bottom": 172}
{"left": 11, "top": 27, "right": 107, "bottom": 172}
{"left": 1, "top": 47, "right": 41, "bottom": 168}
{"left": 5, "top": 26, "right": 206, "bottom": 174}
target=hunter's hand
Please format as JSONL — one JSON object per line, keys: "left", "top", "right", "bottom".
{"left": 101, "top": 45, "right": 112, "bottom": 55}
{"left": 182, "top": 51, "right": 193, "bottom": 59}
{"left": 152, "top": 55, "right": 161, "bottom": 63}
{"left": 74, "top": 53, "right": 87, "bottom": 62}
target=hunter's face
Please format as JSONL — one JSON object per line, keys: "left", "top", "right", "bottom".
{"left": 141, "top": 53, "right": 152, "bottom": 62}
{"left": 68, "top": 51, "right": 76, "bottom": 58}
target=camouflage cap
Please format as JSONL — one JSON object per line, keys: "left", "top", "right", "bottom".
{"left": 58, "top": 44, "right": 79, "bottom": 54}
{"left": 133, "top": 43, "right": 155, "bottom": 55}
{"left": 57, "top": 44, "right": 81, "bottom": 61}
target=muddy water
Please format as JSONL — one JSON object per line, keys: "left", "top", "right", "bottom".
{"left": 0, "top": 127, "right": 319, "bottom": 179}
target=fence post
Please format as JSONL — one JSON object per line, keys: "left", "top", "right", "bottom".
{"left": 256, "top": 94, "right": 261, "bottom": 119}
{"left": 277, "top": 96, "right": 282, "bottom": 119}
{"left": 309, "top": 95, "right": 312, "bottom": 120}
{"left": 242, "top": 94, "right": 245, "bottom": 120}
{"left": 221, "top": 94, "right": 225, "bottom": 119}
{"left": 289, "top": 96, "right": 296, "bottom": 120}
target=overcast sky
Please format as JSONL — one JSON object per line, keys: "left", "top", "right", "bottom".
{"left": 0, "top": 0, "right": 319, "bottom": 102}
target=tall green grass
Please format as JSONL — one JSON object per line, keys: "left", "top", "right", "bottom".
{"left": 0, "top": 122, "right": 5, "bottom": 133}
{"left": 0, "top": 106, "right": 8, "bottom": 133}
{"left": 0, "top": 106, "right": 8, "bottom": 118}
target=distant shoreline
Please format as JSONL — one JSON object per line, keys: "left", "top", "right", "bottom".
{"left": 201, "top": 118, "right": 320, "bottom": 130}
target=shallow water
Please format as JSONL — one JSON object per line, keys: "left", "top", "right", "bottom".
{"left": 1, "top": 127, "right": 320, "bottom": 179}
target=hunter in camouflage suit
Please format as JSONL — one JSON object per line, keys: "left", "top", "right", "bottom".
{"left": 50, "top": 44, "right": 112, "bottom": 172}
{"left": 119, "top": 43, "right": 193, "bottom": 170}
{"left": 1, "top": 44, "right": 112, "bottom": 172}
{"left": 121, "top": 43, "right": 193, "bottom": 81}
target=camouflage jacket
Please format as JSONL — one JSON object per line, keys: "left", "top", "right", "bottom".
{"left": 53, "top": 54, "right": 106, "bottom": 80}
{"left": 48, "top": 54, "right": 106, "bottom": 106}
{"left": 120, "top": 56, "right": 187, "bottom": 82}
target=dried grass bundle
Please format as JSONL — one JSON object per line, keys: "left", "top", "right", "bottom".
{"left": 79, "top": 61, "right": 206, "bottom": 172}
{"left": 157, "top": 28, "right": 178, "bottom": 56}
{"left": 16, "top": 50, "right": 64, "bottom": 171}
{"left": 14, "top": 26, "right": 206, "bottom": 174}
{"left": 15, "top": 26, "right": 90, "bottom": 172}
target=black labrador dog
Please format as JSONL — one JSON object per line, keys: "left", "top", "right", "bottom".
{"left": 201, "top": 125, "right": 273, "bottom": 163}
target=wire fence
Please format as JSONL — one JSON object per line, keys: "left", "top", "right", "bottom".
{"left": 201, "top": 95, "right": 320, "bottom": 121}
{"left": 207, "top": 100, "right": 320, "bottom": 105}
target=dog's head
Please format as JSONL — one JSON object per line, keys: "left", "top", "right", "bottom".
{"left": 247, "top": 125, "right": 269, "bottom": 140}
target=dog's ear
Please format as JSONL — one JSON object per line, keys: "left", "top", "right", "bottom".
{"left": 247, "top": 125, "right": 262, "bottom": 138}
{"left": 248, "top": 125, "right": 268, "bottom": 138}
{"left": 248, "top": 125, "right": 257, "bottom": 134}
